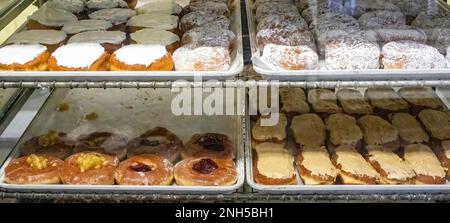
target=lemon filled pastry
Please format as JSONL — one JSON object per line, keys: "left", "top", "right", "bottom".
{"left": 0, "top": 44, "right": 50, "bottom": 71}
{"left": 296, "top": 147, "right": 338, "bottom": 185}
{"left": 109, "top": 44, "right": 174, "bottom": 71}
{"left": 27, "top": 5, "right": 78, "bottom": 30}
{"left": 48, "top": 43, "right": 110, "bottom": 71}
{"left": 174, "top": 157, "right": 237, "bottom": 186}
{"left": 5, "top": 154, "right": 64, "bottom": 184}
{"left": 403, "top": 144, "right": 446, "bottom": 184}
{"left": 68, "top": 30, "right": 126, "bottom": 53}
{"left": 62, "top": 19, "right": 113, "bottom": 35}
{"left": 253, "top": 142, "right": 296, "bottom": 185}
{"left": 129, "top": 28, "right": 181, "bottom": 53}
{"left": 6, "top": 30, "right": 68, "bottom": 52}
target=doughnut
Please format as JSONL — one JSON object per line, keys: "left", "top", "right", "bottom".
{"left": 114, "top": 155, "right": 174, "bottom": 185}
{"left": 74, "top": 132, "right": 128, "bottom": 160}
{"left": 182, "top": 26, "right": 235, "bottom": 49}
{"left": 343, "top": 0, "right": 400, "bottom": 18}
{"left": 427, "top": 28, "right": 450, "bottom": 55}
{"left": 136, "top": 1, "right": 183, "bottom": 16}
{"left": 375, "top": 26, "right": 427, "bottom": 45}
{"left": 67, "top": 30, "right": 126, "bottom": 53}
{"left": 86, "top": 0, "right": 128, "bottom": 10}
{"left": 412, "top": 10, "right": 450, "bottom": 29}
{"left": 255, "top": 2, "right": 299, "bottom": 23}
{"left": 310, "top": 13, "right": 360, "bottom": 36}
{"left": 387, "top": 0, "right": 424, "bottom": 20}
{"left": 19, "top": 130, "right": 74, "bottom": 160}
{"left": 257, "top": 14, "right": 307, "bottom": 32}
{"left": 183, "top": 133, "right": 235, "bottom": 159}
{"left": 301, "top": 1, "right": 344, "bottom": 24}
{"left": 88, "top": 8, "right": 136, "bottom": 31}
{"left": 253, "top": 0, "right": 293, "bottom": 10}
{"left": 62, "top": 20, "right": 113, "bottom": 35}
{"left": 126, "top": 14, "right": 180, "bottom": 36}
{"left": 256, "top": 29, "right": 316, "bottom": 52}
{"left": 127, "top": 127, "right": 184, "bottom": 163}
{"left": 172, "top": 45, "right": 231, "bottom": 71}
{"left": 174, "top": 157, "right": 237, "bottom": 186}
{"left": 180, "top": 11, "right": 230, "bottom": 32}
{"left": 130, "top": 28, "right": 181, "bottom": 53}
{"left": 185, "top": 2, "right": 229, "bottom": 16}
{"left": 27, "top": 5, "right": 78, "bottom": 30}
{"left": 5, "top": 154, "right": 64, "bottom": 184}
{"left": 260, "top": 44, "right": 318, "bottom": 71}
{"left": 358, "top": 10, "right": 405, "bottom": 29}
{"left": 381, "top": 41, "right": 447, "bottom": 69}
{"left": 6, "top": 30, "right": 68, "bottom": 52}
{"left": 61, "top": 152, "right": 119, "bottom": 185}
{"left": 48, "top": 43, "right": 110, "bottom": 71}
{"left": 109, "top": 44, "right": 174, "bottom": 71}
{"left": 43, "top": 0, "right": 86, "bottom": 19}
{"left": 0, "top": 44, "right": 50, "bottom": 71}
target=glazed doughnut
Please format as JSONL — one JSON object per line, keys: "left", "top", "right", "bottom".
{"left": 127, "top": 127, "right": 184, "bottom": 163}
{"left": 174, "top": 157, "right": 237, "bottom": 186}
{"left": 5, "top": 154, "right": 64, "bottom": 184}
{"left": 0, "top": 44, "right": 51, "bottom": 71}
{"left": 74, "top": 132, "right": 128, "bottom": 160}
{"left": 19, "top": 130, "right": 74, "bottom": 160}
{"left": 183, "top": 133, "right": 235, "bottom": 159}
{"left": 109, "top": 44, "right": 174, "bottom": 71}
{"left": 114, "top": 155, "right": 174, "bottom": 185}
{"left": 61, "top": 152, "right": 119, "bottom": 185}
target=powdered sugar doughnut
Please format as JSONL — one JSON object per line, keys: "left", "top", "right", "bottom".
{"left": 358, "top": 10, "right": 405, "bottom": 29}
{"left": 182, "top": 26, "right": 235, "bottom": 48}
{"left": 301, "top": 1, "right": 344, "bottom": 24}
{"left": 185, "top": 2, "right": 229, "bottom": 15}
{"left": 427, "top": 28, "right": 450, "bottom": 54}
{"left": 325, "top": 30, "right": 380, "bottom": 70}
{"left": 381, "top": 40, "right": 447, "bottom": 69}
{"left": 173, "top": 45, "right": 231, "bottom": 71}
{"left": 257, "top": 14, "right": 307, "bottom": 32}
{"left": 257, "top": 29, "right": 316, "bottom": 52}
{"left": 260, "top": 44, "right": 319, "bottom": 70}
{"left": 255, "top": 2, "right": 299, "bottom": 23}
{"left": 375, "top": 26, "right": 427, "bottom": 45}
{"left": 180, "top": 11, "right": 230, "bottom": 32}
{"left": 412, "top": 10, "right": 450, "bottom": 28}
{"left": 253, "top": 0, "right": 293, "bottom": 10}
{"left": 387, "top": 0, "right": 425, "bottom": 18}
{"left": 343, "top": 0, "right": 400, "bottom": 18}
{"left": 310, "top": 13, "right": 360, "bottom": 35}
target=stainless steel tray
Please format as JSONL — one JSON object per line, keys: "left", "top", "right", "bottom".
{"left": 246, "top": 0, "right": 450, "bottom": 81}
{"left": 0, "top": 0, "right": 244, "bottom": 81}
{"left": 0, "top": 88, "right": 245, "bottom": 194}
{"left": 246, "top": 87, "right": 450, "bottom": 194}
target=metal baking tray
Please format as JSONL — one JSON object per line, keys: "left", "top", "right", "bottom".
{"left": 0, "top": 0, "right": 243, "bottom": 81}
{"left": 0, "top": 88, "right": 245, "bottom": 194}
{"left": 246, "top": 0, "right": 450, "bottom": 81}
{"left": 246, "top": 87, "right": 450, "bottom": 194}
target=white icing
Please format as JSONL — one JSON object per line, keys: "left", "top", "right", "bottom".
{"left": 29, "top": 5, "right": 78, "bottom": 27}
{"left": 260, "top": 44, "right": 318, "bottom": 70}
{"left": 87, "top": 0, "right": 128, "bottom": 9}
{"left": 137, "top": 1, "right": 182, "bottom": 15}
{"left": 7, "top": 30, "right": 67, "bottom": 45}
{"left": 44, "top": 0, "right": 85, "bottom": 14}
{"left": 89, "top": 8, "right": 136, "bottom": 25}
{"left": 130, "top": 28, "right": 179, "bottom": 45}
{"left": 127, "top": 14, "right": 178, "bottom": 30}
{"left": 62, "top": 20, "right": 113, "bottom": 34}
{"left": 52, "top": 43, "right": 105, "bottom": 68}
{"left": 172, "top": 45, "right": 231, "bottom": 71}
{"left": 114, "top": 44, "right": 167, "bottom": 66}
{"left": 0, "top": 44, "right": 47, "bottom": 65}
{"left": 68, "top": 31, "right": 126, "bottom": 44}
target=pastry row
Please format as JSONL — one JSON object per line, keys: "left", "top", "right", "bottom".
{"left": 0, "top": 0, "right": 236, "bottom": 71}
{"left": 253, "top": 0, "right": 450, "bottom": 70}
{"left": 4, "top": 128, "right": 238, "bottom": 186}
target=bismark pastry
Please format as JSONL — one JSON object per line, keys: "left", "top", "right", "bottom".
{"left": 136, "top": 1, "right": 183, "bottom": 15}
{"left": 114, "top": 155, "right": 174, "bottom": 185}
{"left": 174, "top": 157, "right": 237, "bottom": 186}
{"left": 6, "top": 30, "right": 68, "bottom": 52}
{"left": 48, "top": 43, "right": 110, "bottom": 71}
{"left": 0, "top": 44, "right": 50, "bottom": 71}
{"left": 110, "top": 44, "right": 174, "bottom": 71}
{"left": 126, "top": 13, "right": 180, "bottom": 35}
{"left": 62, "top": 20, "right": 113, "bottom": 35}
{"left": 260, "top": 44, "right": 318, "bottom": 70}
{"left": 43, "top": 0, "right": 86, "bottom": 19}
{"left": 86, "top": 0, "right": 128, "bottom": 10}
{"left": 27, "top": 5, "right": 78, "bottom": 30}
{"left": 404, "top": 144, "right": 446, "bottom": 184}
{"left": 257, "top": 29, "right": 316, "bottom": 52}
{"left": 296, "top": 147, "right": 338, "bottom": 185}
{"left": 88, "top": 8, "right": 136, "bottom": 31}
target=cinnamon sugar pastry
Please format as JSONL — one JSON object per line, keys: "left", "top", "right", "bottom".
{"left": 418, "top": 109, "right": 450, "bottom": 141}
{"left": 357, "top": 115, "right": 400, "bottom": 151}
{"left": 174, "top": 157, "right": 237, "bottom": 186}
{"left": 365, "top": 145, "right": 415, "bottom": 184}
{"left": 110, "top": 44, "right": 174, "bottom": 71}
{"left": 7, "top": 30, "right": 67, "bottom": 53}
{"left": 180, "top": 11, "right": 230, "bottom": 32}
{"left": 61, "top": 152, "right": 119, "bottom": 185}
{"left": 389, "top": 113, "right": 429, "bottom": 146}
{"left": 279, "top": 88, "right": 310, "bottom": 115}
{"left": 62, "top": 20, "right": 113, "bottom": 35}
{"left": 182, "top": 26, "right": 235, "bottom": 49}
{"left": 257, "top": 29, "right": 316, "bottom": 52}
{"left": 68, "top": 30, "right": 126, "bottom": 53}
{"left": 115, "top": 155, "right": 174, "bottom": 185}
{"left": 326, "top": 113, "right": 363, "bottom": 149}
{"left": 127, "top": 127, "right": 184, "bottom": 163}
{"left": 172, "top": 45, "right": 231, "bottom": 71}
{"left": 74, "top": 132, "right": 128, "bottom": 160}
{"left": 48, "top": 43, "right": 110, "bottom": 71}
{"left": 28, "top": 5, "right": 78, "bottom": 30}
{"left": 260, "top": 44, "right": 318, "bottom": 71}
{"left": 0, "top": 44, "right": 50, "bottom": 71}
{"left": 434, "top": 140, "right": 450, "bottom": 180}
{"left": 404, "top": 144, "right": 446, "bottom": 184}
{"left": 130, "top": 28, "right": 181, "bottom": 53}
{"left": 291, "top": 114, "right": 326, "bottom": 149}
{"left": 252, "top": 114, "right": 287, "bottom": 144}
{"left": 358, "top": 10, "right": 405, "bottom": 29}
{"left": 336, "top": 88, "right": 373, "bottom": 117}
{"left": 397, "top": 87, "right": 442, "bottom": 113}
{"left": 183, "top": 133, "right": 235, "bottom": 160}
{"left": 307, "top": 89, "right": 342, "bottom": 116}
{"left": 296, "top": 147, "right": 338, "bottom": 185}
{"left": 381, "top": 40, "right": 447, "bottom": 69}
{"left": 253, "top": 144, "right": 296, "bottom": 185}
{"left": 365, "top": 87, "right": 409, "bottom": 116}
{"left": 331, "top": 144, "right": 379, "bottom": 184}
{"left": 5, "top": 154, "right": 64, "bottom": 184}
{"left": 20, "top": 130, "right": 74, "bottom": 160}
{"left": 255, "top": 2, "right": 299, "bottom": 23}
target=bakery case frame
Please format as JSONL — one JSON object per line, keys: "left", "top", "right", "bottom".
{"left": 0, "top": 0, "right": 450, "bottom": 202}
